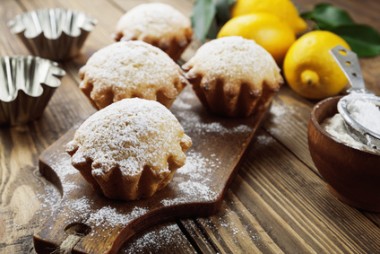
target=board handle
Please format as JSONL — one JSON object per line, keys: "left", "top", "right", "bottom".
{"left": 33, "top": 195, "right": 221, "bottom": 254}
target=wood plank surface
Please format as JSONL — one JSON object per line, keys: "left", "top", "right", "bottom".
{"left": 0, "top": 0, "right": 380, "bottom": 253}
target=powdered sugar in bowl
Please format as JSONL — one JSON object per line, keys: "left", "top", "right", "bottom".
{"left": 308, "top": 96, "right": 380, "bottom": 212}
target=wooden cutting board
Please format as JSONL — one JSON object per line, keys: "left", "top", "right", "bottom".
{"left": 33, "top": 87, "right": 274, "bottom": 254}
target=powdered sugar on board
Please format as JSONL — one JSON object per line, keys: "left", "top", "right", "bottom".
{"left": 39, "top": 86, "right": 256, "bottom": 223}
{"left": 173, "top": 87, "right": 253, "bottom": 135}
{"left": 40, "top": 148, "right": 222, "bottom": 229}
{"left": 36, "top": 84, "right": 269, "bottom": 251}
{"left": 121, "top": 223, "right": 195, "bottom": 254}
{"left": 161, "top": 150, "right": 220, "bottom": 206}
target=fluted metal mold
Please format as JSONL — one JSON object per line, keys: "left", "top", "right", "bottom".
{"left": 8, "top": 8, "right": 97, "bottom": 61}
{"left": 0, "top": 56, "right": 65, "bottom": 126}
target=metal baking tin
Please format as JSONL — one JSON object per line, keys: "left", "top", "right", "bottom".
{"left": 0, "top": 56, "right": 65, "bottom": 126}
{"left": 8, "top": 8, "right": 97, "bottom": 61}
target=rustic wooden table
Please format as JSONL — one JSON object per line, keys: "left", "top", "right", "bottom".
{"left": 1, "top": 0, "right": 380, "bottom": 253}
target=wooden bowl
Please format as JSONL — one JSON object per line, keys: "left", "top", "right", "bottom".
{"left": 308, "top": 96, "right": 380, "bottom": 212}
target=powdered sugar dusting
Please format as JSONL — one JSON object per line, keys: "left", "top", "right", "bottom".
{"left": 88, "top": 206, "right": 148, "bottom": 227}
{"left": 79, "top": 41, "right": 184, "bottom": 105}
{"left": 183, "top": 36, "right": 282, "bottom": 90}
{"left": 38, "top": 184, "right": 149, "bottom": 230}
{"left": 177, "top": 151, "right": 220, "bottom": 180}
{"left": 200, "top": 198, "right": 262, "bottom": 248}
{"left": 121, "top": 224, "right": 194, "bottom": 253}
{"left": 69, "top": 197, "right": 92, "bottom": 213}
{"left": 173, "top": 90, "right": 253, "bottom": 135}
{"left": 36, "top": 184, "right": 60, "bottom": 218}
{"left": 179, "top": 181, "right": 215, "bottom": 198}
{"left": 176, "top": 109, "right": 252, "bottom": 135}
{"left": 35, "top": 154, "right": 83, "bottom": 220}
{"left": 256, "top": 134, "right": 274, "bottom": 146}
{"left": 67, "top": 98, "right": 190, "bottom": 176}
{"left": 116, "top": 3, "right": 190, "bottom": 40}
{"left": 48, "top": 190, "right": 149, "bottom": 228}
{"left": 161, "top": 151, "right": 220, "bottom": 206}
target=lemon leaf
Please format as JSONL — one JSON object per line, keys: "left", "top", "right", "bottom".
{"left": 302, "top": 3, "right": 354, "bottom": 29}
{"left": 215, "top": 0, "right": 235, "bottom": 25}
{"left": 207, "top": 19, "right": 219, "bottom": 39}
{"left": 191, "top": 0, "right": 216, "bottom": 42}
{"left": 332, "top": 25, "right": 380, "bottom": 57}
{"left": 191, "top": 0, "right": 235, "bottom": 41}
{"left": 303, "top": 3, "right": 380, "bottom": 57}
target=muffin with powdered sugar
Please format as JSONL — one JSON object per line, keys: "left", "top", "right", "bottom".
{"left": 183, "top": 36, "right": 283, "bottom": 117}
{"left": 114, "top": 3, "right": 192, "bottom": 61}
{"left": 79, "top": 41, "right": 188, "bottom": 109}
{"left": 66, "top": 98, "right": 192, "bottom": 201}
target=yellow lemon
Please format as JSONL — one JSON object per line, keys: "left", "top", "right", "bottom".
{"left": 218, "top": 13, "right": 296, "bottom": 63}
{"left": 232, "top": 0, "right": 307, "bottom": 34}
{"left": 283, "top": 31, "right": 351, "bottom": 99}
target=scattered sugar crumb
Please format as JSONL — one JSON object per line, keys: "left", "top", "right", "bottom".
{"left": 69, "top": 197, "right": 92, "bottom": 213}
{"left": 121, "top": 224, "right": 195, "bottom": 254}
{"left": 161, "top": 197, "right": 187, "bottom": 206}
{"left": 270, "top": 102, "right": 288, "bottom": 118}
{"left": 87, "top": 207, "right": 148, "bottom": 227}
{"left": 36, "top": 184, "right": 60, "bottom": 218}
{"left": 173, "top": 86, "right": 253, "bottom": 135}
{"left": 62, "top": 182, "right": 79, "bottom": 193}
{"left": 161, "top": 150, "right": 220, "bottom": 206}
{"left": 175, "top": 109, "right": 252, "bottom": 135}
{"left": 256, "top": 135, "right": 274, "bottom": 146}
{"left": 177, "top": 151, "right": 217, "bottom": 180}
{"left": 178, "top": 181, "right": 215, "bottom": 198}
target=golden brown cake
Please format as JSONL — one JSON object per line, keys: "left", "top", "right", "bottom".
{"left": 79, "top": 41, "right": 188, "bottom": 109}
{"left": 183, "top": 36, "right": 283, "bottom": 117}
{"left": 114, "top": 3, "right": 192, "bottom": 61}
{"left": 66, "top": 98, "right": 192, "bottom": 201}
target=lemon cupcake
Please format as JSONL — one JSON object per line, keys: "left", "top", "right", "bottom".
{"left": 66, "top": 98, "right": 192, "bottom": 201}
{"left": 114, "top": 3, "right": 192, "bottom": 61}
{"left": 183, "top": 36, "right": 283, "bottom": 117}
{"left": 79, "top": 41, "right": 188, "bottom": 109}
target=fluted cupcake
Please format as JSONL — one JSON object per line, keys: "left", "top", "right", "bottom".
{"left": 66, "top": 98, "right": 192, "bottom": 201}
{"left": 114, "top": 3, "right": 192, "bottom": 61}
{"left": 183, "top": 36, "right": 283, "bottom": 117}
{"left": 79, "top": 41, "right": 189, "bottom": 109}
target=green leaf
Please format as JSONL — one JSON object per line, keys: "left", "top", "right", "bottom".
{"left": 214, "top": 0, "right": 235, "bottom": 26}
{"left": 207, "top": 18, "right": 219, "bottom": 39}
{"left": 302, "top": 3, "right": 380, "bottom": 57}
{"left": 302, "top": 3, "right": 354, "bottom": 30}
{"left": 191, "top": 0, "right": 235, "bottom": 41}
{"left": 332, "top": 24, "right": 380, "bottom": 57}
{"left": 191, "top": 0, "right": 216, "bottom": 42}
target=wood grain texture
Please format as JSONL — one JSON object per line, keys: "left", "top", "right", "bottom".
{"left": 184, "top": 130, "right": 380, "bottom": 253}
{"left": 120, "top": 221, "right": 197, "bottom": 254}
{"left": 0, "top": 0, "right": 94, "bottom": 253}
{"left": 1, "top": 0, "right": 380, "bottom": 253}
